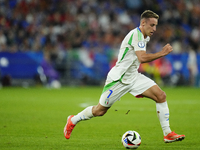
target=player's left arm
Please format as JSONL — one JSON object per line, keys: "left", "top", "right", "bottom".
{"left": 135, "top": 43, "right": 173, "bottom": 63}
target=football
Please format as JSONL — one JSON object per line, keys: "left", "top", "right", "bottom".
{"left": 121, "top": 130, "right": 141, "bottom": 149}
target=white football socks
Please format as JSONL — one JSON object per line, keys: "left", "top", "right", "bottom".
{"left": 71, "top": 106, "right": 94, "bottom": 125}
{"left": 156, "top": 101, "right": 172, "bottom": 136}
{"left": 71, "top": 102, "right": 171, "bottom": 136}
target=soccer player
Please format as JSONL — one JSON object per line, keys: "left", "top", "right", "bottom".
{"left": 64, "top": 10, "right": 185, "bottom": 143}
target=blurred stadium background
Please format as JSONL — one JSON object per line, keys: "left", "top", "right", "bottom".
{"left": 0, "top": 0, "right": 200, "bottom": 88}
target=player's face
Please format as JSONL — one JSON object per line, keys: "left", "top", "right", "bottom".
{"left": 143, "top": 18, "right": 158, "bottom": 37}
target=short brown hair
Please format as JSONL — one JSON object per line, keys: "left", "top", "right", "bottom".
{"left": 141, "top": 10, "right": 159, "bottom": 20}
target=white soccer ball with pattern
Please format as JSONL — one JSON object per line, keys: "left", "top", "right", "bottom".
{"left": 121, "top": 130, "right": 141, "bottom": 149}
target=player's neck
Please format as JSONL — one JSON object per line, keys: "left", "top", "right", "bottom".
{"left": 138, "top": 26, "right": 147, "bottom": 39}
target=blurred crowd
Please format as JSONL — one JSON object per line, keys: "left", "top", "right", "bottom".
{"left": 0, "top": 0, "right": 200, "bottom": 86}
{"left": 0, "top": 0, "right": 200, "bottom": 53}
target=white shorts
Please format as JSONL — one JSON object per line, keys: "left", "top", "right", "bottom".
{"left": 99, "top": 73, "right": 156, "bottom": 107}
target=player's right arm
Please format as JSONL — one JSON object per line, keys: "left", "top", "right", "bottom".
{"left": 135, "top": 43, "right": 173, "bottom": 63}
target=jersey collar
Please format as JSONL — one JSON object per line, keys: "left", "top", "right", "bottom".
{"left": 137, "top": 27, "right": 150, "bottom": 41}
{"left": 137, "top": 27, "right": 142, "bottom": 33}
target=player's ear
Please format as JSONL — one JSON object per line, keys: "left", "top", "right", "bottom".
{"left": 140, "top": 18, "right": 146, "bottom": 26}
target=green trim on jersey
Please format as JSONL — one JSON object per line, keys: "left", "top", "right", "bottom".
{"left": 119, "top": 73, "right": 125, "bottom": 82}
{"left": 102, "top": 80, "right": 118, "bottom": 94}
{"left": 102, "top": 73, "right": 125, "bottom": 94}
{"left": 119, "top": 47, "right": 129, "bottom": 63}
{"left": 137, "top": 29, "right": 143, "bottom": 41}
{"left": 128, "top": 33, "right": 134, "bottom": 46}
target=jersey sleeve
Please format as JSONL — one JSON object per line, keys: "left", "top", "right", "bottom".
{"left": 129, "top": 30, "right": 146, "bottom": 51}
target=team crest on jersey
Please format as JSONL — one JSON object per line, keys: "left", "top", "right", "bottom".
{"left": 138, "top": 41, "right": 145, "bottom": 48}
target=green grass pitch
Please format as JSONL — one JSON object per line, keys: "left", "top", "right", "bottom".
{"left": 0, "top": 86, "right": 200, "bottom": 150}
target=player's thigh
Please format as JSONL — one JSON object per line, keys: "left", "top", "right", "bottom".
{"left": 129, "top": 73, "right": 156, "bottom": 98}
{"left": 141, "top": 85, "right": 166, "bottom": 103}
{"left": 99, "top": 81, "right": 130, "bottom": 107}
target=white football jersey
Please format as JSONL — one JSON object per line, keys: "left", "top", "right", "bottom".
{"left": 107, "top": 27, "right": 150, "bottom": 84}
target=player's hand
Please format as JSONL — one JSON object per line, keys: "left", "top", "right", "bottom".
{"left": 161, "top": 44, "right": 173, "bottom": 56}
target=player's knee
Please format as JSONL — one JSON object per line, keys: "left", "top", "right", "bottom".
{"left": 157, "top": 91, "right": 166, "bottom": 103}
